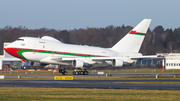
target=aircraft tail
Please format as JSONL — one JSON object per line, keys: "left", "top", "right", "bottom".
{"left": 111, "top": 19, "right": 151, "bottom": 53}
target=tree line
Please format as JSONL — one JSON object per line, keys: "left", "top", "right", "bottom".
{"left": 0, "top": 25, "right": 179, "bottom": 55}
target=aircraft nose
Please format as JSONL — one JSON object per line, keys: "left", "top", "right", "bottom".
{"left": 4, "top": 43, "right": 13, "bottom": 54}
{"left": 4, "top": 46, "right": 25, "bottom": 59}
{"left": 4, "top": 47, "right": 7, "bottom": 52}
{"left": 4, "top": 47, "right": 11, "bottom": 55}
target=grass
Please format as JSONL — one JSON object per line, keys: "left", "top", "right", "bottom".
{"left": 0, "top": 87, "right": 180, "bottom": 101}
{"left": 1, "top": 68, "right": 180, "bottom": 75}
{"left": 0, "top": 71, "right": 62, "bottom": 75}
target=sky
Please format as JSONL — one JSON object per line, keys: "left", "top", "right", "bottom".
{"left": 0, "top": 0, "right": 180, "bottom": 30}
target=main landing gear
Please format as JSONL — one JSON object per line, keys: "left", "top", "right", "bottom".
{"left": 59, "top": 68, "right": 68, "bottom": 75}
{"left": 73, "top": 68, "right": 89, "bottom": 75}
{"left": 58, "top": 68, "right": 89, "bottom": 75}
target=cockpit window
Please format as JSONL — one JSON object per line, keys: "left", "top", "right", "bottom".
{"left": 16, "top": 39, "right": 24, "bottom": 41}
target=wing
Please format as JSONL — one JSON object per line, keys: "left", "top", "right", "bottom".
{"left": 40, "top": 56, "right": 123, "bottom": 67}
{"left": 129, "top": 55, "right": 160, "bottom": 59}
{"left": 40, "top": 55, "right": 160, "bottom": 67}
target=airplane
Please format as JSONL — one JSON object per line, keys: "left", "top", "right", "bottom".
{"left": 4, "top": 19, "right": 156, "bottom": 75}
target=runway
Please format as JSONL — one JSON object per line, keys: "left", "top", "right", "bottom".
{"left": 4, "top": 73, "right": 180, "bottom": 79}
{"left": 0, "top": 80, "right": 180, "bottom": 90}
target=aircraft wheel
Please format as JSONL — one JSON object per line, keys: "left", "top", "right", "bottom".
{"left": 59, "top": 69, "right": 62, "bottom": 73}
{"left": 73, "top": 71, "right": 76, "bottom": 75}
{"left": 64, "top": 71, "right": 67, "bottom": 75}
{"left": 85, "top": 71, "right": 89, "bottom": 75}
{"left": 80, "top": 71, "right": 84, "bottom": 75}
{"left": 62, "top": 71, "right": 67, "bottom": 75}
{"left": 76, "top": 71, "right": 79, "bottom": 75}
{"left": 78, "top": 71, "right": 81, "bottom": 75}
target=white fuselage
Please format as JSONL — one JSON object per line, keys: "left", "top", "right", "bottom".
{"left": 5, "top": 36, "right": 125, "bottom": 66}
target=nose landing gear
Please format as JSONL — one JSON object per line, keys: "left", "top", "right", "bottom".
{"left": 59, "top": 68, "right": 67, "bottom": 75}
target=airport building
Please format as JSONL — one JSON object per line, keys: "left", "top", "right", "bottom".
{"left": 158, "top": 53, "right": 180, "bottom": 69}
{"left": 137, "top": 53, "right": 180, "bottom": 70}
{"left": 136, "top": 58, "right": 162, "bottom": 66}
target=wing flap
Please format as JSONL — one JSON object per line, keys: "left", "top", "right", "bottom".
{"left": 61, "top": 57, "right": 120, "bottom": 61}
{"left": 130, "top": 55, "right": 159, "bottom": 59}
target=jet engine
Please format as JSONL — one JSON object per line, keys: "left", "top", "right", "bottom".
{"left": 72, "top": 60, "right": 84, "bottom": 68}
{"left": 112, "top": 59, "right": 123, "bottom": 67}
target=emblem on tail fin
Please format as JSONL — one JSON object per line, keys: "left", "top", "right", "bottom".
{"left": 129, "top": 31, "right": 146, "bottom": 36}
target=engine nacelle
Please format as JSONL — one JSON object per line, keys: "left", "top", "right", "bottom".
{"left": 72, "top": 60, "right": 84, "bottom": 68}
{"left": 112, "top": 59, "right": 123, "bottom": 67}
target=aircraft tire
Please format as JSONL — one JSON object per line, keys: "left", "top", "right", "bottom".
{"left": 80, "top": 71, "right": 84, "bottom": 75}
{"left": 73, "top": 71, "right": 76, "bottom": 75}
{"left": 59, "top": 69, "right": 62, "bottom": 73}
{"left": 62, "top": 71, "right": 67, "bottom": 75}
{"left": 64, "top": 71, "right": 67, "bottom": 75}
{"left": 84, "top": 71, "right": 89, "bottom": 75}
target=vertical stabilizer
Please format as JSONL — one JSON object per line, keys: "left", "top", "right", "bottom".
{"left": 111, "top": 19, "right": 151, "bottom": 53}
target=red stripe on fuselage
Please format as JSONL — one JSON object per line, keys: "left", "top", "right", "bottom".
{"left": 4, "top": 47, "right": 105, "bottom": 59}
{"left": 4, "top": 47, "right": 25, "bottom": 59}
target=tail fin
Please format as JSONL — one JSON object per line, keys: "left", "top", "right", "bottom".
{"left": 111, "top": 19, "right": 151, "bottom": 53}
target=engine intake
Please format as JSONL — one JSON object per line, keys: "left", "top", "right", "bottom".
{"left": 72, "top": 60, "right": 84, "bottom": 68}
{"left": 72, "top": 60, "right": 90, "bottom": 68}
{"left": 112, "top": 59, "right": 123, "bottom": 67}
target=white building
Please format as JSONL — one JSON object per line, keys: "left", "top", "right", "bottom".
{"left": 157, "top": 53, "right": 180, "bottom": 69}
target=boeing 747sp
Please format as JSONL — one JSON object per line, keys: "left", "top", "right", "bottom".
{"left": 4, "top": 19, "right": 155, "bottom": 75}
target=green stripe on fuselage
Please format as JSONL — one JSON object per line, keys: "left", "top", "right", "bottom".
{"left": 16, "top": 50, "right": 96, "bottom": 59}
{"left": 17, "top": 50, "right": 27, "bottom": 59}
